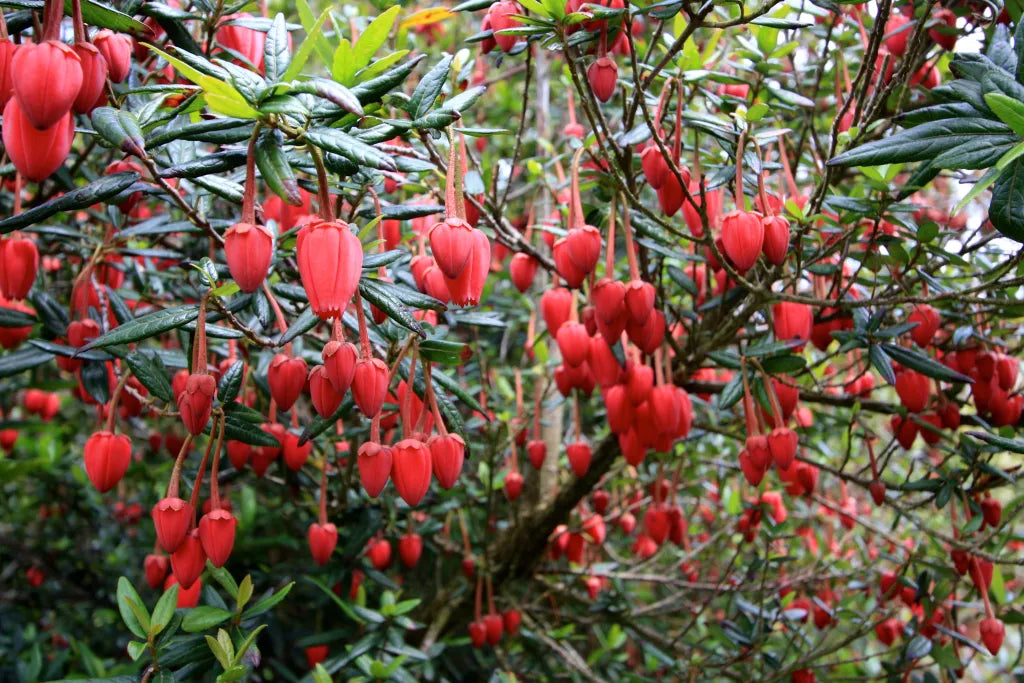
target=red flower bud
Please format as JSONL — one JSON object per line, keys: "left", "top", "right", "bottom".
{"left": 761, "top": 214, "right": 790, "bottom": 265}
{"left": 322, "top": 340, "right": 358, "bottom": 395}
{"left": 772, "top": 302, "right": 812, "bottom": 350}
{"left": 565, "top": 224, "right": 602, "bottom": 275}
{"left": 352, "top": 357, "right": 389, "bottom": 417}
{"left": 566, "top": 440, "right": 592, "bottom": 477}
{"left": 768, "top": 426, "right": 798, "bottom": 470}
{"left": 144, "top": 554, "right": 169, "bottom": 590}
{"left": 469, "top": 620, "right": 487, "bottom": 648}
{"left": 309, "top": 365, "right": 343, "bottom": 418}
{"left": 0, "top": 236, "right": 39, "bottom": 301}
{"left": 170, "top": 529, "right": 206, "bottom": 589}
{"left": 152, "top": 496, "right": 193, "bottom": 553}
{"left": 527, "top": 439, "right": 546, "bottom": 469}
{"left": 720, "top": 209, "right": 764, "bottom": 273}
{"left": 556, "top": 321, "right": 590, "bottom": 368}
{"left": 429, "top": 216, "right": 475, "bottom": 279}
{"left": 224, "top": 222, "right": 274, "bottom": 293}
{"left": 93, "top": 30, "right": 133, "bottom": 83}
{"left": 907, "top": 303, "right": 940, "bottom": 348}
{"left": 541, "top": 286, "right": 573, "bottom": 335}
{"left": 552, "top": 237, "right": 586, "bottom": 289}
{"left": 504, "top": 470, "right": 523, "bottom": 500}
{"left": 604, "top": 384, "right": 635, "bottom": 434}
{"left": 2, "top": 98, "right": 74, "bottom": 182}
{"left": 429, "top": 433, "right": 466, "bottom": 489}
{"left": 644, "top": 505, "right": 669, "bottom": 545}
{"left": 357, "top": 441, "right": 393, "bottom": 497}
{"left": 198, "top": 509, "right": 237, "bottom": 567}
{"left": 368, "top": 538, "right": 392, "bottom": 570}
{"left": 587, "top": 57, "right": 617, "bottom": 103}
{"left": 509, "top": 252, "right": 538, "bottom": 292}
{"left": 177, "top": 373, "right": 216, "bottom": 435}
{"left": 981, "top": 496, "right": 1002, "bottom": 527}
{"left": 268, "top": 352, "right": 307, "bottom": 411}
{"left": 11, "top": 41, "right": 83, "bottom": 129}
{"left": 980, "top": 616, "right": 1005, "bottom": 655}
{"left": 282, "top": 430, "right": 312, "bottom": 471}
{"left": 0, "top": 40, "right": 15, "bottom": 110}
{"left": 399, "top": 532, "right": 423, "bottom": 568}
{"left": 72, "top": 43, "right": 108, "bottom": 115}
{"left": 391, "top": 438, "right": 432, "bottom": 505}
{"left": 641, "top": 145, "right": 669, "bottom": 189}
{"left": 894, "top": 369, "right": 930, "bottom": 413}
{"left": 486, "top": 0, "right": 523, "bottom": 53}
{"left": 444, "top": 227, "right": 490, "bottom": 306}
{"left": 308, "top": 522, "right": 338, "bottom": 566}
{"left": 227, "top": 441, "right": 251, "bottom": 469}
{"left": 503, "top": 609, "right": 521, "bottom": 636}
{"left": 296, "top": 219, "right": 363, "bottom": 319}
{"left": 83, "top": 430, "right": 131, "bottom": 493}
{"left": 485, "top": 612, "right": 504, "bottom": 645}
{"left": 624, "top": 280, "right": 655, "bottom": 325}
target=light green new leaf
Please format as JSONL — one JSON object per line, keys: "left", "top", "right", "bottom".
{"left": 985, "top": 92, "right": 1024, "bottom": 137}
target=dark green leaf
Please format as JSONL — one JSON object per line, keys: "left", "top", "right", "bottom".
{"left": 28, "top": 290, "right": 70, "bottom": 336}
{"left": 257, "top": 129, "right": 302, "bottom": 205}
{"left": 263, "top": 13, "right": 289, "bottom": 81}
{"left": 869, "top": 345, "right": 896, "bottom": 385}
{"left": 358, "top": 279, "right": 425, "bottom": 337}
{"left": 0, "top": 173, "right": 140, "bottom": 233}
{"left": 409, "top": 54, "right": 452, "bottom": 118}
{"left": 146, "top": 118, "right": 253, "bottom": 148}
{"left": 81, "top": 305, "right": 200, "bottom": 351}
{"left": 279, "top": 307, "right": 319, "bottom": 346}
{"left": 349, "top": 55, "right": 425, "bottom": 106}
{"left": 718, "top": 371, "right": 744, "bottom": 410}
{"left": 217, "top": 360, "right": 245, "bottom": 404}
{"left": 0, "top": 347, "right": 54, "bottom": 379}
{"left": 91, "top": 107, "right": 145, "bottom": 157}
{"left": 967, "top": 430, "right": 1024, "bottom": 453}
{"left": 828, "top": 119, "right": 1013, "bottom": 168}
{"left": 303, "top": 129, "right": 397, "bottom": 172}
{"left": 989, "top": 154, "right": 1024, "bottom": 242}
{"left": 224, "top": 416, "right": 281, "bottom": 447}
{"left": 881, "top": 343, "right": 972, "bottom": 383}
{"left": 363, "top": 250, "right": 404, "bottom": 269}
{"left": 159, "top": 150, "right": 248, "bottom": 179}
{"left": 0, "top": 306, "right": 35, "bottom": 328}
{"left": 66, "top": 0, "right": 147, "bottom": 32}
{"left": 126, "top": 351, "right": 174, "bottom": 402}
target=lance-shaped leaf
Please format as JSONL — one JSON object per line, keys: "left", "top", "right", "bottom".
{"left": 263, "top": 13, "right": 290, "bottom": 81}
{"left": 989, "top": 154, "right": 1024, "bottom": 242}
{"left": 303, "top": 128, "right": 397, "bottom": 171}
{"left": 256, "top": 129, "right": 302, "bottom": 205}
{"left": 409, "top": 54, "right": 452, "bottom": 117}
{"left": 349, "top": 55, "right": 425, "bottom": 106}
{"left": 0, "top": 347, "right": 54, "bottom": 379}
{"left": 80, "top": 305, "right": 200, "bottom": 352}
{"left": 224, "top": 416, "right": 282, "bottom": 447}
{"left": 91, "top": 107, "right": 146, "bottom": 157}
{"left": 881, "top": 343, "right": 973, "bottom": 383}
{"left": 126, "top": 351, "right": 174, "bottom": 402}
{"left": 290, "top": 78, "right": 363, "bottom": 116}
{"left": 0, "top": 172, "right": 140, "bottom": 233}
{"left": 828, "top": 118, "right": 1014, "bottom": 168}
{"left": 66, "top": 0, "right": 147, "bottom": 32}
{"left": 217, "top": 360, "right": 245, "bottom": 404}
{"left": 358, "top": 278, "right": 425, "bottom": 337}
{"left": 160, "top": 150, "right": 249, "bottom": 178}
